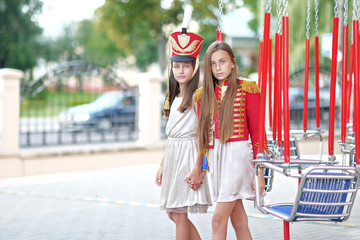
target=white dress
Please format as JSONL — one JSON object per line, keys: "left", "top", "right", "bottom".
{"left": 160, "top": 97, "right": 212, "bottom": 213}
{"left": 208, "top": 139, "right": 256, "bottom": 202}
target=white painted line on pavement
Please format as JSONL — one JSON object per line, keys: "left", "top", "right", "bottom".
{"left": 1, "top": 189, "right": 359, "bottom": 229}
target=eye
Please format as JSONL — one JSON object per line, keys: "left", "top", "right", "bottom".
{"left": 173, "top": 65, "right": 179, "bottom": 69}
{"left": 210, "top": 62, "right": 215, "bottom": 66}
{"left": 220, "top": 60, "right": 225, "bottom": 64}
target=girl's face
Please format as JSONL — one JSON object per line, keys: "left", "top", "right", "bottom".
{"left": 172, "top": 61, "right": 194, "bottom": 85}
{"left": 210, "top": 49, "right": 235, "bottom": 82}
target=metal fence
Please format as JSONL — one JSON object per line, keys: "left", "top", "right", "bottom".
{"left": 19, "top": 63, "right": 341, "bottom": 148}
{"left": 20, "top": 61, "right": 139, "bottom": 148}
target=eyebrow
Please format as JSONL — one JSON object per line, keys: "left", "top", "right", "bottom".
{"left": 210, "top": 57, "right": 226, "bottom": 62}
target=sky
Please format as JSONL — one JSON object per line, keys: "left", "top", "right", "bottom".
{"left": 38, "top": 0, "right": 105, "bottom": 37}
{"left": 37, "top": 0, "right": 255, "bottom": 38}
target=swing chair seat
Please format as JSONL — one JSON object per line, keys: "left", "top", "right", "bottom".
{"left": 254, "top": 135, "right": 300, "bottom": 192}
{"left": 255, "top": 162, "right": 360, "bottom": 223}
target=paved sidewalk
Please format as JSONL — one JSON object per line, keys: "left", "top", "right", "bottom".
{"left": 0, "top": 149, "right": 359, "bottom": 239}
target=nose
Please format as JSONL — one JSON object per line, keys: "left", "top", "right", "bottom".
{"left": 215, "top": 63, "right": 221, "bottom": 71}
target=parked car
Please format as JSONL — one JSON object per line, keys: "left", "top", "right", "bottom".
{"left": 58, "top": 91, "right": 137, "bottom": 131}
{"left": 288, "top": 87, "right": 340, "bottom": 124}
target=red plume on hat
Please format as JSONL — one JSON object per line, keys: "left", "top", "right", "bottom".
{"left": 169, "top": 4, "right": 203, "bottom": 62}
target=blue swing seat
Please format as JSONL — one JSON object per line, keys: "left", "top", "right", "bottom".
{"left": 255, "top": 162, "right": 360, "bottom": 223}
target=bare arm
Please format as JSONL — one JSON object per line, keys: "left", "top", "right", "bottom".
{"left": 184, "top": 91, "right": 205, "bottom": 190}
{"left": 253, "top": 167, "right": 265, "bottom": 194}
{"left": 155, "top": 156, "right": 164, "bottom": 186}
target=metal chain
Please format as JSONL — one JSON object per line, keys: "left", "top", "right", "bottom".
{"left": 276, "top": 0, "right": 283, "bottom": 33}
{"left": 218, "top": 0, "right": 224, "bottom": 31}
{"left": 306, "top": 0, "right": 311, "bottom": 39}
{"left": 352, "top": 0, "right": 356, "bottom": 21}
{"left": 315, "top": 0, "right": 319, "bottom": 35}
{"left": 354, "top": 0, "right": 360, "bottom": 21}
{"left": 266, "top": 0, "right": 272, "bottom": 13}
{"left": 344, "top": 0, "right": 349, "bottom": 24}
{"left": 283, "top": 0, "right": 288, "bottom": 17}
{"left": 352, "top": 0, "right": 356, "bottom": 42}
{"left": 260, "top": 0, "right": 265, "bottom": 41}
{"left": 334, "top": 0, "right": 339, "bottom": 18}
{"left": 267, "top": 0, "right": 273, "bottom": 37}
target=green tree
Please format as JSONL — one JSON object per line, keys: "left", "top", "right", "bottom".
{"left": 95, "top": 0, "right": 240, "bottom": 72}
{"left": 39, "top": 24, "right": 79, "bottom": 63}
{"left": 0, "top": 0, "right": 43, "bottom": 70}
{"left": 76, "top": 19, "right": 125, "bottom": 66}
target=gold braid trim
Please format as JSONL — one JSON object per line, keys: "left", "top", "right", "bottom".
{"left": 193, "top": 87, "right": 203, "bottom": 103}
{"left": 254, "top": 141, "right": 269, "bottom": 155}
{"left": 241, "top": 79, "right": 260, "bottom": 94}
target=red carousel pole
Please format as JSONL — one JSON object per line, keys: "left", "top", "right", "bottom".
{"left": 314, "top": 0, "right": 320, "bottom": 129}
{"left": 269, "top": 39, "right": 273, "bottom": 130}
{"left": 303, "top": 38, "right": 310, "bottom": 133}
{"left": 347, "top": 44, "right": 353, "bottom": 125}
{"left": 259, "top": 12, "right": 271, "bottom": 155}
{"left": 303, "top": 0, "right": 311, "bottom": 134}
{"left": 278, "top": 34, "right": 283, "bottom": 148}
{"left": 216, "top": 29, "right": 223, "bottom": 41}
{"left": 328, "top": 16, "right": 339, "bottom": 157}
{"left": 280, "top": 1, "right": 290, "bottom": 238}
{"left": 283, "top": 15, "right": 290, "bottom": 164}
{"left": 353, "top": 19, "right": 360, "bottom": 165}
{"left": 258, "top": 41, "right": 263, "bottom": 88}
{"left": 315, "top": 36, "right": 321, "bottom": 129}
{"left": 273, "top": 34, "right": 281, "bottom": 142}
{"left": 341, "top": 23, "right": 349, "bottom": 143}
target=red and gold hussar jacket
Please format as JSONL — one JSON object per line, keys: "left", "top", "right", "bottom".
{"left": 194, "top": 78, "right": 268, "bottom": 159}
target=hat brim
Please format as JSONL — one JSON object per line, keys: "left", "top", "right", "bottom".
{"left": 170, "top": 56, "right": 196, "bottom": 62}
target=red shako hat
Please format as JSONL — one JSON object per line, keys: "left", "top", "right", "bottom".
{"left": 169, "top": 31, "right": 204, "bottom": 62}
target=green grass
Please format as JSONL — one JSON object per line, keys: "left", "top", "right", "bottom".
{"left": 20, "top": 91, "right": 101, "bottom": 117}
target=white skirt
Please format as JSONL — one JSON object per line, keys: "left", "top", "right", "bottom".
{"left": 208, "top": 139, "right": 257, "bottom": 202}
{"left": 160, "top": 137, "right": 212, "bottom": 213}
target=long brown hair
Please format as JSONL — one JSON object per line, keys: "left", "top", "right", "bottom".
{"left": 197, "top": 41, "right": 239, "bottom": 151}
{"left": 163, "top": 61, "right": 200, "bottom": 118}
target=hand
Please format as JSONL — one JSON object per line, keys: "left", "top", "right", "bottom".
{"left": 155, "top": 166, "right": 163, "bottom": 186}
{"left": 184, "top": 169, "right": 205, "bottom": 190}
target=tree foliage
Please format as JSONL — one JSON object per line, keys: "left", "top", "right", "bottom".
{"left": 95, "top": 0, "right": 240, "bottom": 72}
{"left": 0, "top": 0, "right": 43, "bottom": 70}
{"left": 76, "top": 19, "right": 126, "bottom": 66}
{"left": 39, "top": 24, "right": 79, "bottom": 63}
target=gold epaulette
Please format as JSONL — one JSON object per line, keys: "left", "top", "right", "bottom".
{"left": 241, "top": 79, "right": 260, "bottom": 94}
{"left": 194, "top": 87, "right": 203, "bottom": 103}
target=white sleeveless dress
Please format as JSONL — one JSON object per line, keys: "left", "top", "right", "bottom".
{"left": 160, "top": 97, "right": 212, "bottom": 213}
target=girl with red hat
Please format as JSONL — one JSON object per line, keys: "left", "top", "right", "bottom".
{"left": 155, "top": 29, "right": 212, "bottom": 240}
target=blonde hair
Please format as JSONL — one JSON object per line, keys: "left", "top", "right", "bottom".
{"left": 197, "top": 41, "right": 239, "bottom": 151}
